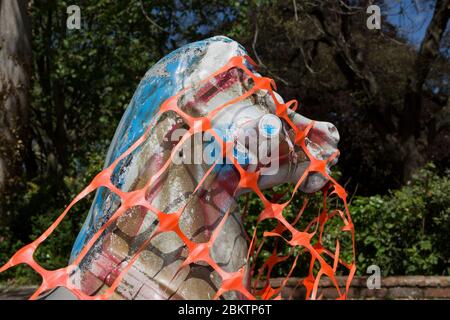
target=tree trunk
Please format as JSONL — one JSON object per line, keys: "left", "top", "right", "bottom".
{"left": 0, "top": 0, "right": 32, "bottom": 213}
{"left": 399, "top": 0, "right": 450, "bottom": 181}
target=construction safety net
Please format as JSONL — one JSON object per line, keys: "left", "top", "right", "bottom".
{"left": 0, "top": 55, "right": 355, "bottom": 300}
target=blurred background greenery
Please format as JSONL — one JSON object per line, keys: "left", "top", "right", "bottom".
{"left": 0, "top": 0, "right": 449, "bottom": 284}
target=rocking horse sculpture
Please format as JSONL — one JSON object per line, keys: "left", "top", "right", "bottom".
{"left": 0, "top": 36, "right": 354, "bottom": 300}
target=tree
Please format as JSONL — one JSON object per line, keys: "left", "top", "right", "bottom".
{"left": 0, "top": 0, "right": 33, "bottom": 218}
{"left": 399, "top": 0, "right": 450, "bottom": 180}
{"left": 1, "top": 0, "right": 239, "bottom": 243}
{"left": 226, "top": 0, "right": 450, "bottom": 193}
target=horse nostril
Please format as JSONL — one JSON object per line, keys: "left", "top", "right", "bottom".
{"left": 304, "top": 121, "right": 340, "bottom": 163}
{"left": 328, "top": 124, "right": 337, "bottom": 134}
{"left": 329, "top": 150, "right": 340, "bottom": 166}
{"left": 327, "top": 123, "right": 340, "bottom": 146}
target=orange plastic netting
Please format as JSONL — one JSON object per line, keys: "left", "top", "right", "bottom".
{"left": 0, "top": 55, "right": 355, "bottom": 300}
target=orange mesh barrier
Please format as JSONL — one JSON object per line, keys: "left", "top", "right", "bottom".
{"left": 0, "top": 55, "right": 355, "bottom": 300}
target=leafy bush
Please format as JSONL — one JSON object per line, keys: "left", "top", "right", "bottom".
{"left": 351, "top": 163, "right": 450, "bottom": 276}
{"left": 0, "top": 150, "right": 102, "bottom": 285}
{"left": 239, "top": 163, "right": 450, "bottom": 278}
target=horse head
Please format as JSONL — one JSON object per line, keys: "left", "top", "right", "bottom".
{"left": 44, "top": 36, "right": 340, "bottom": 300}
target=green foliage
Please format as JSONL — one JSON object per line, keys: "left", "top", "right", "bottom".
{"left": 238, "top": 163, "right": 450, "bottom": 279}
{"left": 0, "top": 152, "right": 99, "bottom": 284}
{"left": 1, "top": 0, "right": 450, "bottom": 287}
{"left": 1, "top": 0, "right": 241, "bottom": 285}
{"left": 351, "top": 163, "right": 450, "bottom": 276}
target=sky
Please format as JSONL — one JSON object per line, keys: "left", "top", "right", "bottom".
{"left": 384, "top": 0, "right": 436, "bottom": 47}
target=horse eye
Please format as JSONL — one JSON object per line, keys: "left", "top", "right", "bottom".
{"left": 258, "top": 114, "right": 282, "bottom": 139}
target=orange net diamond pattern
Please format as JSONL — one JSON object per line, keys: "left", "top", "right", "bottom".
{"left": 0, "top": 56, "right": 355, "bottom": 300}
